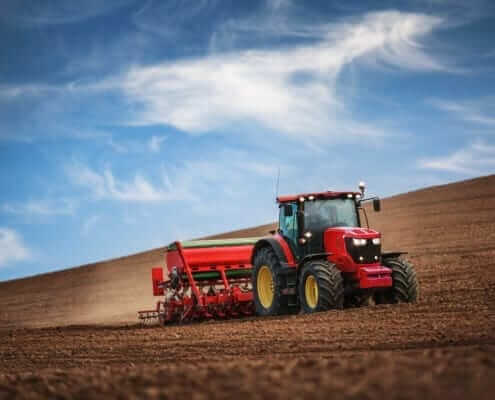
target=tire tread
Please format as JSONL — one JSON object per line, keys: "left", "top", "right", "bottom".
{"left": 379, "top": 258, "right": 418, "bottom": 303}
{"left": 299, "top": 260, "right": 344, "bottom": 313}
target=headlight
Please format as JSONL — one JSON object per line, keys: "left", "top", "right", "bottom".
{"left": 372, "top": 237, "right": 381, "bottom": 245}
{"left": 304, "top": 231, "right": 312, "bottom": 238}
{"left": 352, "top": 238, "right": 367, "bottom": 246}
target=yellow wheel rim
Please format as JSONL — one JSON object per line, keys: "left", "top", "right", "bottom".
{"left": 257, "top": 265, "right": 274, "bottom": 309}
{"left": 305, "top": 275, "right": 319, "bottom": 309}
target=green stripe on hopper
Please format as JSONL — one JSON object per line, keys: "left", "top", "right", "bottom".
{"left": 168, "top": 237, "right": 261, "bottom": 251}
{"left": 181, "top": 269, "right": 252, "bottom": 281}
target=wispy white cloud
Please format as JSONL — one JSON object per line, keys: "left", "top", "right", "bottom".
{"left": 66, "top": 163, "right": 193, "bottom": 203}
{"left": 0, "top": 80, "right": 113, "bottom": 100}
{"left": 148, "top": 135, "right": 167, "bottom": 152}
{"left": 121, "top": 11, "right": 447, "bottom": 142}
{"left": 153, "top": 150, "right": 289, "bottom": 218}
{"left": 106, "top": 137, "right": 129, "bottom": 153}
{"left": 418, "top": 140, "right": 495, "bottom": 174}
{"left": 2, "top": 199, "right": 77, "bottom": 216}
{"left": 0, "top": 228, "right": 31, "bottom": 268}
{"left": 209, "top": 0, "right": 318, "bottom": 48}
{"left": 0, "top": 84, "right": 55, "bottom": 99}
{"left": 0, "top": 9, "right": 452, "bottom": 146}
{"left": 104, "top": 134, "right": 167, "bottom": 154}
{"left": 66, "top": 148, "right": 287, "bottom": 210}
{"left": 105, "top": 134, "right": 170, "bottom": 154}
{"left": 132, "top": 0, "right": 218, "bottom": 38}
{"left": 429, "top": 98, "right": 495, "bottom": 126}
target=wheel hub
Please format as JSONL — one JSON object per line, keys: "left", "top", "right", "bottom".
{"left": 257, "top": 265, "right": 274, "bottom": 308}
{"left": 305, "top": 275, "right": 319, "bottom": 309}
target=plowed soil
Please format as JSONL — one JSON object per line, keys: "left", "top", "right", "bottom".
{"left": 1, "top": 175, "right": 495, "bottom": 399}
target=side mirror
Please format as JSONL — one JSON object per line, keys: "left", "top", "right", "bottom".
{"left": 282, "top": 204, "right": 293, "bottom": 217}
{"left": 373, "top": 198, "right": 381, "bottom": 212}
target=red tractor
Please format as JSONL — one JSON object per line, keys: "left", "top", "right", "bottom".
{"left": 139, "top": 183, "right": 418, "bottom": 324}
{"left": 251, "top": 182, "right": 418, "bottom": 315}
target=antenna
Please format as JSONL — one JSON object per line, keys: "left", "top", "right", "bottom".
{"left": 273, "top": 167, "right": 281, "bottom": 229}
{"left": 275, "top": 166, "right": 280, "bottom": 201}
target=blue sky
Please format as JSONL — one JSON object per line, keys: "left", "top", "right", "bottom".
{"left": 1, "top": 0, "right": 494, "bottom": 281}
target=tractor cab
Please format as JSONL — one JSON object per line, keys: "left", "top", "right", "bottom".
{"left": 277, "top": 183, "right": 381, "bottom": 261}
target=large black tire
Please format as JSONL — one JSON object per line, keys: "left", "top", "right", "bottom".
{"left": 376, "top": 258, "right": 418, "bottom": 304}
{"left": 252, "top": 247, "right": 289, "bottom": 316}
{"left": 298, "top": 260, "right": 344, "bottom": 313}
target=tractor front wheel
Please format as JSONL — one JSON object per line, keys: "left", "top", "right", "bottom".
{"left": 298, "top": 260, "right": 344, "bottom": 313}
{"left": 375, "top": 258, "right": 418, "bottom": 304}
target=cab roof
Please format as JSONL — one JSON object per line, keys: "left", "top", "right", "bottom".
{"left": 276, "top": 191, "right": 360, "bottom": 204}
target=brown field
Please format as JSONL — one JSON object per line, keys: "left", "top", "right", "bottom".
{"left": 1, "top": 175, "right": 494, "bottom": 399}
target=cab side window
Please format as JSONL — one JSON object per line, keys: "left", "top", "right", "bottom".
{"left": 279, "top": 203, "right": 298, "bottom": 246}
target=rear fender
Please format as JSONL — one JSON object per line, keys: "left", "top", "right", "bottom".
{"left": 251, "top": 236, "right": 297, "bottom": 296}
{"left": 251, "top": 236, "right": 296, "bottom": 267}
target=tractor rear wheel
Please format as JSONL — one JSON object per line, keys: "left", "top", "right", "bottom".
{"left": 252, "top": 247, "right": 289, "bottom": 316}
{"left": 376, "top": 258, "right": 418, "bottom": 304}
{"left": 298, "top": 260, "right": 344, "bottom": 313}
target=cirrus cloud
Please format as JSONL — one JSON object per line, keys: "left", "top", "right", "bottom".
{"left": 66, "top": 163, "right": 184, "bottom": 203}
{"left": 2, "top": 199, "right": 77, "bottom": 217}
{"left": 120, "top": 11, "right": 447, "bottom": 142}
{"left": 418, "top": 140, "right": 495, "bottom": 174}
{"left": 429, "top": 98, "right": 495, "bottom": 126}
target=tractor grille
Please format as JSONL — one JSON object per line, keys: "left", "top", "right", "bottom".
{"left": 345, "top": 238, "right": 381, "bottom": 264}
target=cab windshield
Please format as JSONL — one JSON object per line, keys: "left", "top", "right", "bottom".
{"left": 305, "top": 198, "right": 359, "bottom": 231}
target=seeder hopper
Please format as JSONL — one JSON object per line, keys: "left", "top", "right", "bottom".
{"left": 138, "top": 238, "right": 258, "bottom": 324}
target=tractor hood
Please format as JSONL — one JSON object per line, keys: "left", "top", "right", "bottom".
{"left": 323, "top": 227, "right": 381, "bottom": 255}
{"left": 323, "top": 227, "right": 382, "bottom": 272}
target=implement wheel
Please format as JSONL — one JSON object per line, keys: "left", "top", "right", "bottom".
{"left": 375, "top": 258, "right": 418, "bottom": 304}
{"left": 252, "top": 247, "right": 288, "bottom": 316}
{"left": 299, "top": 260, "right": 344, "bottom": 313}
